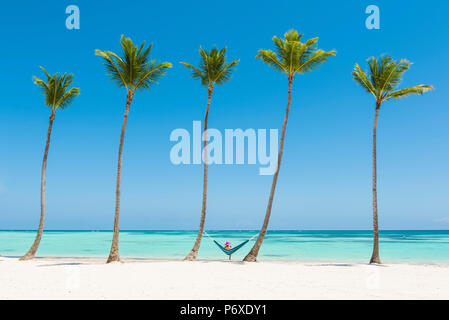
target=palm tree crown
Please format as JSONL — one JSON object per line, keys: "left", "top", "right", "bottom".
{"left": 256, "top": 29, "right": 336, "bottom": 77}
{"left": 33, "top": 67, "right": 80, "bottom": 111}
{"left": 181, "top": 47, "right": 239, "bottom": 86}
{"left": 352, "top": 56, "right": 434, "bottom": 103}
{"left": 95, "top": 35, "right": 172, "bottom": 92}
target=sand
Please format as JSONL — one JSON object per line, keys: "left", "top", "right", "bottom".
{"left": 0, "top": 256, "right": 448, "bottom": 299}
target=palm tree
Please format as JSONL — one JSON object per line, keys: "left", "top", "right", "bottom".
{"left": 20, "top": 67, "right": 80, "bottom": 261}
{"left": 96, "top": 35, "right": 171, "bottom": 263}
{"left": 243, "top": 30, "right": 336, "bottom": 262}
{"left": 352, "top": 55, "right": 433, "bottom": 264}
{"left": 181, "top": 47, "right": 239, "bottom": 261}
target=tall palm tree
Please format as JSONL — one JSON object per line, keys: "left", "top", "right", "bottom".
{"left": 352, "top": 56, "right": 433, "bottom": 264}
{"left": 96, "top": 35, "right": 171, "bottom": 263}
{"left": 20, "top": 67, "right": 80, "bottom": 261}
{"left": 243, "top": 30, "right": 336, "bottom": 262}
{"left": 181, "top": 47, "right": 239, "bottom": 261}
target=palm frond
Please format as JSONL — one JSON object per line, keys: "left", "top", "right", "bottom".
{"left": 96, "top": 35, "right": 171, "bottom": 92}
{"left": 39, "top": 66, "right": 52, "bottom": 82}
{"left": 383, "top": 85, "right": 434, "bottom": 101}
{"left": 33, "top": 76, "right": 51, "bottom": 101}
{"left": 180, "top": 62, "right": 208, "bottom": 85}
{"left": 56, "top": 87, "right": 80, "bottom": 110}
{"left": 297, "top": 48, "right": 336, "bottom": 73}
{"left": 352, "top": 64, "right": 377, "bottom": 98}
{"left": 135, "top": 61, "right": 172, "bottom": 89}
{"left": 33, "top": 67, "right": 80, "bottom": 111}
{"left": 297, "top": 38, "right": 318, "bottom": 65}
{"left": 215, "top": 59, "right": 240, "bottom": 85}
{"left": 95, "top": 49, "right": 127, "bottom": 88}
{"left": 257, "top": 29, "right": 335, "bottom": 77}
{"left": 255, "top": 49, "right": 286, "bottom": 73}
{"left": 354, "top": 55, "right": 433, "bottom": 104}
{"left": 367, "top": 56, "right": 381, "bottom": 89}
{"left": 182, "top": 46, "right": 239, "bottom": 87}
{"left": 378, "top": 58, "right": 412, "bottom": 94}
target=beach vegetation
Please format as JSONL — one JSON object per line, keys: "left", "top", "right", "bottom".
{"left": 181, "top": 47, "right": 239, "bottom": 261}
{"left": 95, "top": 35, "right": 171, "bottom": 263}
{"left": 352, "top": 55, "right": 433, "bottom": 264}
{"left": 243, "top": 29, "right": 336, "bottom": 262}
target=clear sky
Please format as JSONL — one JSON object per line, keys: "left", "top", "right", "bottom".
{"left": 1, "top": 0, "right": 448, "bottom": 230}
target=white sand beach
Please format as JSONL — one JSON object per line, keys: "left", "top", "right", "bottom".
{"left": 0, "top": 256, "right": 448, "bottom": 300}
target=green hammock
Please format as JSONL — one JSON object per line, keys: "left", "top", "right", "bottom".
{"left": 204, "top": 231, "right": 259, "bottom": 259}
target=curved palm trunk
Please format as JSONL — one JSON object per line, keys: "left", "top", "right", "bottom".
{"left": 107, "top": 90, "right": 134, "bottom": 263}
{"left": 184, "top": 85, "right": 214, "bottom": 261}
{"left": 20, "top": 111, "right": 55, "bottom": 261}
{"left": 243, "top": 76, "right": 293, "bottom": 262}
{"left": 370, "top": 103, "right": 381, "bottom": 264}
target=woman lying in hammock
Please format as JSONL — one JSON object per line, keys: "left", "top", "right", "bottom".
{"left": 203, "top": 231, "right": 258, "bottom": 260}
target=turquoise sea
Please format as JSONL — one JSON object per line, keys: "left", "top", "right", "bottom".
{"left": 0, "top": 230, "right": 448, "bottom": 263}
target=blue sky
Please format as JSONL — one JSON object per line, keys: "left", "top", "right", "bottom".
{"left": 0, "top": 0, "right": 448, "bottom": 230}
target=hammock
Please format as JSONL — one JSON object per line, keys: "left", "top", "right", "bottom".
{"left": 204, "top": 231, "right": 259, "bottom": 259}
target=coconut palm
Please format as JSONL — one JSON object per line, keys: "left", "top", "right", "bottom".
{"left": 243, "top": 30, "right": 336, "bottom": 262}
{"left": 181, "top": 47, "right": 239, "bottom": 261}
{"left": 96, "top": 35, "right": 171, "bottom": 263}
{"left": 352, "top": 55, "right": 433, "bottom": 264}
{"left": 20, "top": 67, "right": 80, "bottom": 261}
